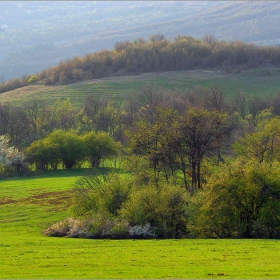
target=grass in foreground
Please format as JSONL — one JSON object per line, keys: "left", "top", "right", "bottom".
{"left": 1, "top": 169, "right": 280, "bottom": 279}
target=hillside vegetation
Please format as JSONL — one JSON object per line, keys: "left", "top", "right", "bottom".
{"left": 1, "top": 1, "right": 280, "bottom": 80}
{"left": 1, "top": 68, "right": 280, "bottom": 108}
{"left": 2, "top": 35, "right": 280, "bottom": 94}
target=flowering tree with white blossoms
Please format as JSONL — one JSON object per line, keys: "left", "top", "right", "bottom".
{"left": 0, "top": 135, "right": 27, "bottom": 176}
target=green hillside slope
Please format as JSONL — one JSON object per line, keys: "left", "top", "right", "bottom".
{"left": 1, "top": 68, "right": 280, "bottom": 108}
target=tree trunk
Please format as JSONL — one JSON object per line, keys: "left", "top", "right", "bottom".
{"left": 91, "top": 158, "right": 101, "bottom": 168}
{"left": 191, "top": 160, "right": 197, "bottom": 193}
{"left": 197, "top": 160, "right": 201, "bottom": 189}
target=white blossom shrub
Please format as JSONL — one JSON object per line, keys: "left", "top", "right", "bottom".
{"left": 43, "top": 218, "right": 157, "bottom": 239}
{"left": 43, "top": 218, "right": 95, "bottom": 238}
{"left": 0, "top": 135, "right": 27, "bottom": 176}
{"left": 128, "top": 223, "right": 157, "bottom": 238}
{"left": 43, "top": 218, "right": 75, "bottom": 237}
{"left": 0, "top": 135, "right": 13, "bottom": 167}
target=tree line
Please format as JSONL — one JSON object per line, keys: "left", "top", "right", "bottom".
{"left": 1, "top": 34, "right": 280, "bottom": 93}
{"left": 44, "top": 110, "right": 280, "bottom": 239}
{"left": 66, "top": 98, "right": 280, "bottom": 239}
{"left": 1, "top": 84, "right": 280, "bottom": 149}
{"left": 1, "top": 83, "right": 279, "bottom": 238}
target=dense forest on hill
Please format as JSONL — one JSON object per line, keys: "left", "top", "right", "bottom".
{"left": 1, "top": 34, "right": 280, "bottom": 94}
{"left": 1, "top": 1, "right": 280, "bottom": 81}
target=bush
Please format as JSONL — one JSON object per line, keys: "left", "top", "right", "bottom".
{"left": 187, "top": 159, "right": 280, "bottom": 238}
{"left": 72, "top": 172, "right": 133, "bottom": 217}
{"left": 43, "top": 217, "right": 94, "bottom": 238}
{"left": 120, "top": 184, "right": 188, "bottom": 238}
{"left": 28, "top": 75, "right": 38, "bottom": 84}
{"left": 43, "top": 216, "right": 157, "bottom": 239}
{"left": 69, "top": 171, "right": 188, "bottom": 239}
{"left": 128, "top": 223, "right": 157, "bottom": 238}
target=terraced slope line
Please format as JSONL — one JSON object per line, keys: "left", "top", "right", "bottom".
{"left": 1, "top": 69, "right": 280, "bottom": 108}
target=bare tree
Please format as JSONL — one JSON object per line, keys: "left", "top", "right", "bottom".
{"left": 202, "top": 85, "right": 225, "bottom": 113}
{"left": 149, "top": 33, "right": 166, "bottom": 42}
{"left": 202, "top": 34, "right": 218, "bottom": 46}
{"left": 25, "top": 98, "right": 46, "bottom": 141}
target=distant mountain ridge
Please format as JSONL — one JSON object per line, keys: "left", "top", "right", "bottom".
{"left": 0, "top": 1, "right": 280, "bottom": 81}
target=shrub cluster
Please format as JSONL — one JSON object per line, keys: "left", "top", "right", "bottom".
{"left": 188, "top": 160, "right": 280, "bottom": 238}
{"left": 54, "top": 172, "right": 189, "bottom": 239}
{"left": 43, "top": 218, "right": 157, "bottom": 239}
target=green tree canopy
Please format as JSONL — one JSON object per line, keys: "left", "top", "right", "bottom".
{"left": 234, "top": 116, "right": 280, "bottom": 163}
{"left": 188, "top": 159, "right": 280, "bottom": 238}
{"left": 25, "top": 130, "right": 87, "bottom": 169}
{"left": 25, "top": 129, "right": 120, "bottom": 170}
{"left": 47, "top": 130, "right": 87, "bottom": 169}
{"left": 82, "top": 131, "right": 120, "bottom": 168}
{"left": 128, "top": 106, "right": 233, "bottom": 192}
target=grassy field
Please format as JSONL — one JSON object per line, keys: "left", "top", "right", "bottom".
{"left": 1, "top": 67, "right": 280, "bottom": 108}
{"left": 1, "top": 168, "right": 280, "bottom": 279}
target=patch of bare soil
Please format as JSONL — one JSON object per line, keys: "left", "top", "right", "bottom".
{"left": 0, "top": 190, "right": 73, "bottom": 211}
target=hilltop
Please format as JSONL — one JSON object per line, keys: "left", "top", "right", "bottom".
{"left": 1, "top": 1, "right": 280, "bottom": 81}
{"left": 1, "top": 34, "right": 280, "bottom": 96}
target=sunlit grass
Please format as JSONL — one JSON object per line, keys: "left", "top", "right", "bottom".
{"left": 1, "top": 68, "right": 280, "bottom": 108}
{"left": 1, "top": 168, "right": 280, "bottom": 278}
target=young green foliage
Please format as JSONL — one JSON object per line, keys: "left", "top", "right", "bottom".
{"left": 188, "top": 159, "right": 280, "bottom": 238}
{"left": 82, "top": 131, "right": 120, "bottom": 168}
{"left": 234, "top": 115, "right": 280, "bottom": 163}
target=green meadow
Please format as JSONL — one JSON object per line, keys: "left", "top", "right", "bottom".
{"left": 1, "top": 68, "right": 280, "bottom": 108}
{"left": 1, "top": 67, "right": 280, "bottom": 278}
{"left": 1, "top": 168, "right": 280, "bottom": 279}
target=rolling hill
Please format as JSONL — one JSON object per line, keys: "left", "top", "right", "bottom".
{"left": 1, "top": 68, "right": 280, "bottom": 108}
{"left": 1, "top": 1, "right": 280, "bottom": 81}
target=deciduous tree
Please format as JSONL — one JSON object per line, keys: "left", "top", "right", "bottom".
{"left": 82, "top": 131, "right": 120, "bottom": 168}
{"left": 234, "top": 116, "right": 280, "bottom": 163}
{"left": 178, "top": 107, "right": 231, "bottom": 191}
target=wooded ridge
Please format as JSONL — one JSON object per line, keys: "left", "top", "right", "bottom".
{"left": 1, "top": 34, "right": 280, "bottom": 94}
